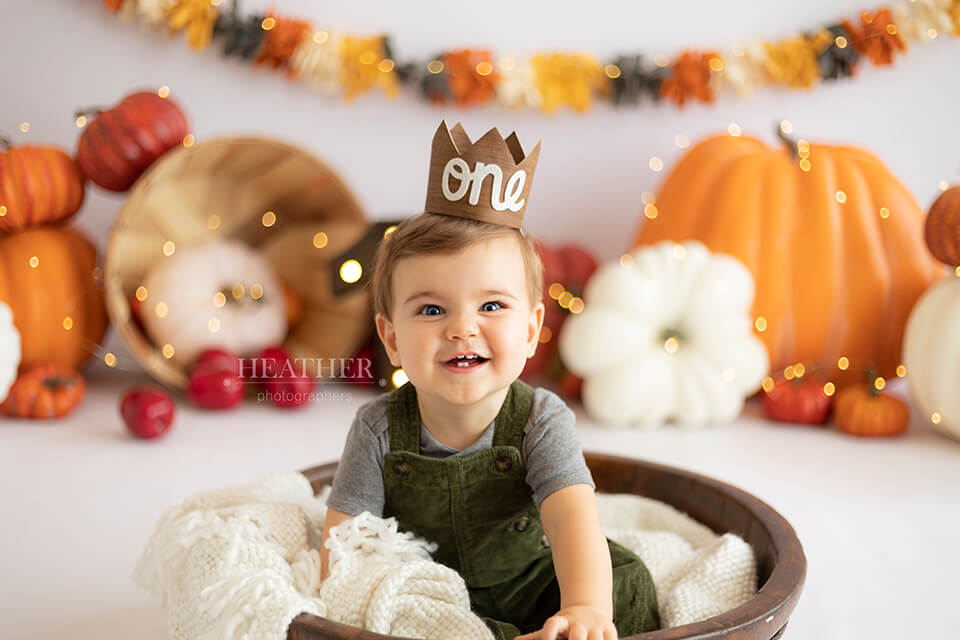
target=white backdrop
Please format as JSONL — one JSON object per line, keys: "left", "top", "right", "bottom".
{"left": 3, "top": 4, "right": 960, "bottom": 639}
{"left": 8, "top": 0, "right": 958, "bottom": 370}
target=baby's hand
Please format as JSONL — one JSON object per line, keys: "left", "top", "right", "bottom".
{"left": 515, "top": 605, "right": 617, "bottom": 640}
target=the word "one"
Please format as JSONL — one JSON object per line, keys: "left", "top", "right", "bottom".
{"left": 441, "top": 158, "right": 526, "bottom": 212}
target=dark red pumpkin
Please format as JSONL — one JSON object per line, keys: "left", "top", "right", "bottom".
{"left": 925, "top": 185, "right": 960, "bottom": 267}
{"left": 521, "top": 240, "right": 598, "bottom": 399}
{"left": 763, "top": 376, "right": 833, "bottom": 425}
{"left": 75, "top": 91, "right": 190, "bottom": 192}
{"left": 0, "top": 139, "right": 85, "bottom": 233}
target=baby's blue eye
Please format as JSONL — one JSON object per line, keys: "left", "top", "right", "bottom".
{"left": 481, "top": 301, "right": 503, "bottom": 312}
{"left": 419, "top": 304, "right": 443, "bottom": 316}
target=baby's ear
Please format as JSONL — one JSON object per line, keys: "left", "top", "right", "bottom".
{"left": 527, "top": 301, "right": 545, "bottom": 357}
{"left": 375, "top": 313, "right": 402, "bottom": 367}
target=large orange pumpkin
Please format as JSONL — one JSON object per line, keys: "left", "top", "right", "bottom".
{"left": 632, "top": 133, "right": 942, "bottom": 380}
{"left": 0, "top": 140, "right": 85, "bottom": 233}
{"left": 0, "top": 227, "right": 108, "bottom": 371}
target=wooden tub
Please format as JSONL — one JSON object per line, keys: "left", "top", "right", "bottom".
{"left": 289, "top": 452, "right": 806, "bottom": 640}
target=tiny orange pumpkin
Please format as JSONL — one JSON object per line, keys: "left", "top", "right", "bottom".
{"left": 1, "top": 364, "right": 86, "bottom": 419}
{"left": 833, "top": 383, "right": 908, "bottom": 437}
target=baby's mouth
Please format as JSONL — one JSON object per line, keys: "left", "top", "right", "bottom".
{"left": 443, "top": 354, "right": 490, "bottom": 368}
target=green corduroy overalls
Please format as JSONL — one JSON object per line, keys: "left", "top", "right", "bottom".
{"left": 383, "top": 379, "right": 660, "bottom": 640}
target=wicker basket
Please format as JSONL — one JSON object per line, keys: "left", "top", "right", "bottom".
{"left": 292, "top": 452, "right": 806, "bottom": 640}
{"left": 104, "top": 136, "right": 371, "bottom": 388}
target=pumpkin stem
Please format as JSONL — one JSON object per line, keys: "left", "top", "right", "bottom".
{"left": 864, "top": 365, "right": 881, "bottom": 397}
{"left": 74, "top": 107, "right": 105, "bottom": 121}
{"left": 657, "top": 327, "right": 685, "bottom": 348}
{"left": 775, "top": 122, "right": 799, "bottom": 160}
{"left": 0, "top": 133, "right": 12, "bottom": 149}
{"left": 218, "top": 285, "right": 265, "bottom": 307}
{"left": 43, "top": 377, "right": 74, "bottom": 391}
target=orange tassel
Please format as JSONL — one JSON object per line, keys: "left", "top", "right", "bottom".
{"left": 257, "top": 14, "right": 312, "bottom": 69}
{"left": 843, "top": 8, "right": 906, "bottom": 66}
{"left": 659, "top": 50, "right": 716, "bottom": 107}
{"left": 443, "top": 49, "right": 498, "bottom": 106}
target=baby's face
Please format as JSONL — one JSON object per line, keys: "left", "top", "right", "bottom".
{"left": 376, "top": 236, "right": 544, "bottom": 408}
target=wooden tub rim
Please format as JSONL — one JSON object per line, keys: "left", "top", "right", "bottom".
{"left": 290, "top": 451, "right": 806, "bottom": 640}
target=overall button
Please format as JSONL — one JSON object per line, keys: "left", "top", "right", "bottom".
{"left": 514, "top": 516, "right": 531, "bottom": 532}
{"left": 393, "top": 460, "right": 411, "bottom": 476}
{"left": 495, "top": 456, "right": 513, "bottom": 472}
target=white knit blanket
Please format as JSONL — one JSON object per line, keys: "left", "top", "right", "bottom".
{"left": 134, "top": 473, "right": 757, "bottom": 640}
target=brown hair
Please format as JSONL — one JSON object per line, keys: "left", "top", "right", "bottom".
{"left": 370, "top": 213, "right": 544, "bottom": 320}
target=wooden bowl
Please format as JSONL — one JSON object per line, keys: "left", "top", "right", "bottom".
{"left": 104, "top": 136, "right": 371, "bottom": 388}
{"left": 290, "top": 452, "right": 806, "bottom": 640}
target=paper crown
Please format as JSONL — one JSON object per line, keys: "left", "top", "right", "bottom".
{"left": 424, "top": 121, "right": 541, "bottom": 229}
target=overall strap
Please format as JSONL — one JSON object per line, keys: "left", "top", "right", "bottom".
{"left": 386, "top": 382, "right": 421, "bottom": 453}
{"left": 492, "top": 379, "right": 535, "bottom": 448}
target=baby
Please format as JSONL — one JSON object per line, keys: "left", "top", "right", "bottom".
{"left": 320, "top": 123, "right": 658, "bottom": 640}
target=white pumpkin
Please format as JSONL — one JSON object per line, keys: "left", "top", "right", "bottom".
{"left": 559, "top": 241, "right": 769, "bottom": 427}
{"left": 903, "top": 274, "right": 960, "bottom": 442}
{"left": 141, "top": 241, "right": 287, "bottom": 367}
{"left": 0, "top": 301, "right": 21, "bottom": 403}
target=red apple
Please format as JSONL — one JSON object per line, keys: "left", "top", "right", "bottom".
{"left": 257, "top": 345, "right": 314, "bottom": 409}
{"left": 120, "top": 387, "right": 175, "bottom": 439}
{"left": 258, "top": 346, "right": 291, "bottom": 377}
{"left": 193, "top": 348, "right": 242, "bottom": 376}
{"left": 188, "top": 367, "right": 245, "bottom": 410}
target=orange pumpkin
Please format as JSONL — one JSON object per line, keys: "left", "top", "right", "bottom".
{"left": 0, "top": 139, "right": 86, "bottom": 233}
{"left": 925, "top": 185, "right": 960, "bottom": 267}
{"left": 833, "top": 383, "right": 908, "bottom": 437}
{"left": 1, "top": 363, "right": 86, "bottom": 419}
{"left": 282, "top": 279, "right": 304, "bottom": 330}
{"left": 632, "top": 132, "right": 942, "bottom": 380}
{"left": 0, "top": 227, "right": 108, "bottom": 371}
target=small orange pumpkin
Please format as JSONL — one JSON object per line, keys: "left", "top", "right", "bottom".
{"left": 833, "top": 383, "right": 909, "bottom": 437}
{"left": 925, "top": 185, "right": 960, "bottom": 267}
{"left": 1, "top": 364, "right": 86, "bottom": 419}
{"left": 0, "top": 138, "right": 86, "bottom": 233}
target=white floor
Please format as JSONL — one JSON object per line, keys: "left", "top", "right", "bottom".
{"left": 2, "top": 367, "right": 957, "bottom": 640}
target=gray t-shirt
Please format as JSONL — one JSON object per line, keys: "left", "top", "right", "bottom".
{"left": 326, "top": 386, "right": 595, "bottom": 517}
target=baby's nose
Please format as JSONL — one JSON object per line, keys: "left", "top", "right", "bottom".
{"left": 446, "top": 313, "right": 479, "bottom": 340}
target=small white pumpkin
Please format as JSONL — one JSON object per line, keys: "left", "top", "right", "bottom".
{"left": 903, "top": 274, "right": 960, "bottom": 442}
{"left": 0, "top": 301, "right": 21, "bottom": 403}
{"left": 559, "top": 241, "right": 769, "bottom": 427}
{"left": 141, "top": 241, "right": 287, "bottom": 367}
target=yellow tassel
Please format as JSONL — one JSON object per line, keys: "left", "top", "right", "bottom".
{"left": 164, "top": 0, "right": 217, "bottom": 51}
{"left": 531, "top": 53, "right": 604, "bottom": 113}
{"left": 763, "top": 36, "right": 820, "bottom": 88}
{"left": 340, "top": 36, "right": 398, "bottom": 100}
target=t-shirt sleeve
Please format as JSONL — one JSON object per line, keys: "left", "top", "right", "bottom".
{"left": 523, "top": 388, "right": 595, "bottom": 507}
{"left": 325, "top": 410, "right": 386, "bottom": 517}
